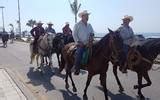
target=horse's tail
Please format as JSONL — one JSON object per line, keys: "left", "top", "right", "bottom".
{"left": 29, "top": 42, "right": 35, "bottom": 64}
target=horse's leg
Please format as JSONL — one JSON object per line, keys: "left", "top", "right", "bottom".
{"left": 59, "top": 54, "right": 65, "bottom": 72}
{"left": 134, "top": 73, "right": 145, "bottom": 99}
{"left": 100, "top": 73, "right": 108, "bottom": 100}
{"left": 134, "top": 72, "right": 152, "bottom": 89}
{"left": 141, "top": 72, "right": 152, "bottom": 88}
{"left": 56, "top": 53, "right": 61, "bottom": 67}
{"left": 48, "top": 55, "right": 54, "bottom": 72}
{"left": 65, "top": 67, "right": 70, "bottom": 90}
{"left": 83, "top": 74, "right": 93, "bottom": 100}
{"left": 36, "top": 54, "right": 39, "bottom": 67}
{"left": 45, "top": 57, "right": 48, "bottom": 65}
{"left": 30, "top": 53, "right": 35, "bottom": 64}
{"left": 68, "top": 69, "right": 77, "bottom": 92}
{"left": 113, "top": 65, "right": 124, "bottom": 92}
{"left": 40, "top": 55, "right": 45, "bottom": 74}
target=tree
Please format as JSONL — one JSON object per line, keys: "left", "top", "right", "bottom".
{"left": 69, "top": 0, "right": 81, "bottom": 23}
{"left": 26, "top": 19, "right": 36, "bottom": 28}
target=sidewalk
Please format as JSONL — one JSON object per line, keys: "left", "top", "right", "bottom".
{"left": 0, "top": 68, "right": 36, "bottom": 100}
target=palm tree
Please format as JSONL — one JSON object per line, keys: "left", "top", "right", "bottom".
{"left": 69, "top": 0, "right": 81, "bottom": 23}
{"left": 26, "top": 19, "right": 36, "bottom": 28}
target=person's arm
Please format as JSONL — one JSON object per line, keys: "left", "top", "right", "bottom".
{"left": 72, "top": 24, "right": 82, "bottom": 45}
{"left": 89, "top": 24, "right": 94, "bottom": 41}
{"left": 30, "top": 28, "right": 35, "bottom": 37}
{"left": 42, "top": 28, "right": 45, "bottom": 36}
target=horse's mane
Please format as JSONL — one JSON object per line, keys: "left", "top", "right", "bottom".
{"left": 138, "top": 38, "right": 160, "bottom": 59}
{"left": 92, "top": 33, "right": 109, "bottom": 56}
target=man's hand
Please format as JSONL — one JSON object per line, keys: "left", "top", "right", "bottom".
{"left": 77, "top": 41, "right": 84, "bottom": 47}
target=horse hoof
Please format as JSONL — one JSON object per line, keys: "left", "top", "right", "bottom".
{"left": 137, "top": 95, "right": 145, "bottom": 100}
{"left": 73, "top": 87, "right": 77, "bottom": 92}
{"left": 83, "top": 94, "right": 88, "bottom": 100}
{"left": 65, "top": 84, "right": 69, "bottom": 89}
{"left": 134, "top": 85, "right": 138, "bottom": 89}
{"left": 119, "top": 87, "right": 124, "bottom": 93}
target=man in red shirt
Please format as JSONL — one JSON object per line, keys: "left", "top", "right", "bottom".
{"left": 62, "top": 22, "right": 72, "bottom": 44}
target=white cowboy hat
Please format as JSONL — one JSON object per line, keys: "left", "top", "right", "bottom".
{"left": 78, "top": 10, "right": 90, "bottom": 18}
{"left": 122, "top": 15, "right": 133, "bottom": 22}
{"left": 65, "top": 22, "right": 69, "bottom": 25}
{"left": 47, "top": 22, "right": 53, "bottom": 25}
{"left": 37, "top": 21, "right": 43, "bottom": 25}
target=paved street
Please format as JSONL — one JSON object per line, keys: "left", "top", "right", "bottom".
{"left": 0, "top": 40, "right": 160, "bottom": 100}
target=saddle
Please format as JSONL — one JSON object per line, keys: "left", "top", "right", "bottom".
{"left": 67, "top": 44, "right": 90, "bottom": 65}
{"left": 126, "top": 47, "right": 152, "bottom": 70}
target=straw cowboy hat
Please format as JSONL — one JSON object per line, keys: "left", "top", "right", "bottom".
{"left": 47, "top": 22, "right": 53, "bottom": 25}
{"left": 65, "top": 22, "right": 69, "bottom": 25}
{"left": 37, "top": 21, "right": 43, "bottom": 25}
{"left": 78, "top": 10, "right": 90, "bottom": 18}
{"left": 122, "top": 15, "right": 133, "bottom": 22}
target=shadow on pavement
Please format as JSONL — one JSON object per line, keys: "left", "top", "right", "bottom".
{"left": 26, "top": 66, "right": 55, "bottom": 92}
{"left": 59, "top": 89, "right": 81, "bottom": 100}
{"left": 52, "top": 67, "right": 66, "bottom": 79}
{"left": 95, "top": 86, "right": 135, "bottom": 100}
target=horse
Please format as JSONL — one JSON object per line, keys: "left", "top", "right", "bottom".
{"left": 59, "top": 29, "right": 124, "bottom": 100}
{"left": 1, "top": 33, "right": 9, "bottom": 48}
{"left": 30, "top": 33, "right": 65, "bottom": 69}
{"left": 52, "top": 33, "right": 65, "bottom": 66}
{"left": 108, "top": 34, "right": 147, "bottom": 93}
{"left": 111, "top": 38, "right": 160, "bottom": 100}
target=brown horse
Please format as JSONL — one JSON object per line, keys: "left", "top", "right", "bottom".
{"left": 112, "top": 38, "right": 160, "bottom": 100}
{"left": 59, "top": 29, "right": 124, "bottom": 100}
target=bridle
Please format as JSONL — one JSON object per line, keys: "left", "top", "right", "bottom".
{"left": 109, "top": 34, "right": 123, "bottom": 59}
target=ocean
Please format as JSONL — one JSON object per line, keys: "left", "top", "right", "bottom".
{"left": 94, "top": 33, "right": 160, "bottom": 39}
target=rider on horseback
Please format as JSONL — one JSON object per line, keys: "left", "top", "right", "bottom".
{"left": 45, "top": 22, "right": 56, "bottom": 35}
{"left": 117, "top": 15, "right": 135, "bottom": 73}
{"left": 72, "top": 10, "right": 94, "bottom": 75}
{"left": 30, "top": 21, "right": 45, "bottom": 53}
{"left": 62, "top": 22, "right": 72, "bottom": 44}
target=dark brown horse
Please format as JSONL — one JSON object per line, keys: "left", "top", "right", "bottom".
{"left": 112, "top": 38, "right": 160, "bottom": 100}
{"left": 59, "top": 29, "right": 124, "bottom": 100}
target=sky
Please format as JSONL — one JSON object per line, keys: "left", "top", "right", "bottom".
{"left": 0, "top": 0, "right": 160, "bottom": 33}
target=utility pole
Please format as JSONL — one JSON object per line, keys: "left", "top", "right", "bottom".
{"left": 0, "top": 6, "right": 5, "bottom": 32}
{"left": 17, "top": 0, "right": 21, "bottom": 38}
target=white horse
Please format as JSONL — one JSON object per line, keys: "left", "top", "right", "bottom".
{"left": 30, "top": 33, "right": 55, "bottom": 73}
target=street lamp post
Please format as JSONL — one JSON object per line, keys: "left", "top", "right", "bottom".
{"left": 17, "top": 0, "right": 21, "bottom": 38}
{"left": 0, "top": 6, "right": 5, "bottom": 32}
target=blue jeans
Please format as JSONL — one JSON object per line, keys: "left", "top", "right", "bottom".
{"left": 74, "top": 46, "right": 85, "bottom": 70}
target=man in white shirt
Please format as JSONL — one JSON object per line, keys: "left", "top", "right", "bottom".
{"left": 73, "top": 10, "right": 94, "bottom": 75}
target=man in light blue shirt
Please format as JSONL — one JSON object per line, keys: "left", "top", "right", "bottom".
{"left": 73, "top": 10, "right": 94, "bottom": 75}
{"left": 117, "top": 15, "right": 135, "bottom": 73}
{"left": 45, "top": 22, "right": 56, "bottom": 35}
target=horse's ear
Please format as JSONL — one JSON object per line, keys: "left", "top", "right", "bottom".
{"left": 108, "top": 28, "right": 113, "bottom": 33}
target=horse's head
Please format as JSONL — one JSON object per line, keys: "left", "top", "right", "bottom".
{"left": 108, "top": 28, "right": 124, "bottom": 56}
{"left": 45, "top": 34, "right": 54, "bottom": 48}
{"left": 52, "top": 33, "right": 65, "bottom": 52}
